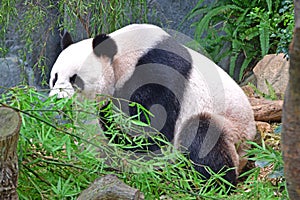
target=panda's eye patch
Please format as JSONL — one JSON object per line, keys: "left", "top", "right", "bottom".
{"left": 52, "top": 73, "right": 58, "bottom": 87}
{"left": 69, "top": 74, "right": 85, "bottom": 91}
{"left": 70, "top": 74, "right": 77, "bottom": 84}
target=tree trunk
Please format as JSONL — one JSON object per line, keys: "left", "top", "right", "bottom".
{"left": 0, "top": 107, "right": 21, "bottom": 200}
{"left": 282, "top": 1, "right": 300, "bottom": 199}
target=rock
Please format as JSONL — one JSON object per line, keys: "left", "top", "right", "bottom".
{"left": 148, "top": 0, "right": 199, "bottom": 38}
{"left": 256, "top": 121, "right": 272, "bottom": 135}
{"left": 77, "top": 174, "right": 144, "bottom": 200}
{"left": 254, "top": 121, "right": 272, "bottom": 144}
{"left": 253, "top": 53, "right": 289, "bottom": 95}
{"left": 0, "top": 57, "right": 25, "bottom": 93}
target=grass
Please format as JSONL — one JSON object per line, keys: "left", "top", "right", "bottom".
{"left": 0, "top": 86, "right": 288, "bottom": 199}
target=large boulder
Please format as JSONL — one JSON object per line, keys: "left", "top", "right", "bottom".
{"left": 253, "top": 53, "right": 289, "bottom": 96}
{"left": 0, "top": 57, "right": 24, "bottom": 94}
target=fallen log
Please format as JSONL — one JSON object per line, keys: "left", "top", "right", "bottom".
{"left": 248, "top": 97, "right": 283, "bottom": 122}
{"left": 0, "top": 106, "right": 21, "bottom": 200}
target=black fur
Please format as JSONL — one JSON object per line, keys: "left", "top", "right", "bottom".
{"left": 69, "top": 74, "right": 85, "bottom": 91}
{"left": 184, "top": 114, "right": 237, "bottom": 185}
{"left": 112, "top": 37, "right": 193, "bottom": 150}
{"left": 52, "top": 73, "right": 58, "bottom": 87}
{"left": 129, "top": 83, "right": 180, "bottom": 151}
{"left": 98, "top": 101, "right": 114, "bottom": 132}
{"left": 69, "top": 74, "right": 77, "bottom": 85}
{"left": 136, "top": 48, "right": 191, "bottom": 79}
{"left": 61, "top": 32, "right": 74, "bottom": 50}
{"left": 92, "top": 34, "right": 118, "bottom": 59}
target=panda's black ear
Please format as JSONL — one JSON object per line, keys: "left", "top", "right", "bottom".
{"left": 92, "top": 34, "right": 117, "bottom": 59}
{"left": 61, "top": 31, "right": 74, "bottom": 50}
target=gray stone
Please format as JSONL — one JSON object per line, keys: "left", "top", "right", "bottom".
{"left": 2, "top": 1, "right": 61, "bottom": 91}
{"left": 148, "top": 0, "right": 200, "bottom": 38}
{"left": 253, "top": 53, "right": 289, "bottom": 95}
{"left": 0, "top": 57, "right": 24, "bottom": 93}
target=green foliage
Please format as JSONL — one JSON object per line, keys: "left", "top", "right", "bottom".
{"left": 0, "top": 87, "right": 288, "bottom": 199}
{"left": 234, "top": 140, "right": 287, "bottom": 199}
{"left": 186, "top": 0, "right": 294, "bottom": 81}
{"left": 248, "top": 82, "right": 280, "bottom": 100}
{"left": 60, "top": 0, "right": 149, "bottom": 37}
{"left": 0, "top": 0, "right": 18, "bottom": 56}
{"left": 0, "top": 87, "right": 232, "bottom": 199}
{"left": 247, "top": 140, "right": 284, "bottom": 178}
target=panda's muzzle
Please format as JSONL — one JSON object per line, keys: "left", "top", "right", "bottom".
{"left": 49, "top": 87, "right": 74, "bottom": 99}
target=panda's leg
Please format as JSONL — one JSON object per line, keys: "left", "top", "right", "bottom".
{"left": 176, "top": 113, "right": 239, "bottom": 185}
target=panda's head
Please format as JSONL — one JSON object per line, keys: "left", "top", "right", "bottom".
{"left": 49, "top": 32, "right": 117, "bottom": 99}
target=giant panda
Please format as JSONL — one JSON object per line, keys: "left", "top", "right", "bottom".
{"left": 49, "top": 24, "right": 256, "bottom": 186}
